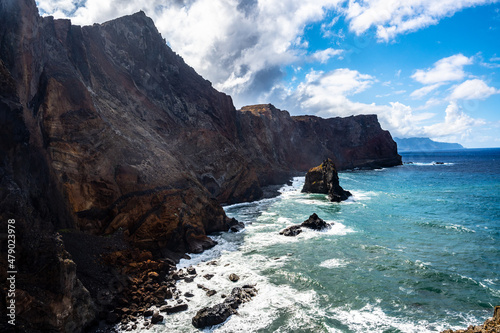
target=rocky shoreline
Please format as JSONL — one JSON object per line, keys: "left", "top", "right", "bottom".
{"left": 441, "top": 307, "right": 500, "bottom": 333}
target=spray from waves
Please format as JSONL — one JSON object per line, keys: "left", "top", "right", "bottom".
{"left": 319, "top": 258, "right": 349, "bottom": 268}
{"left": 326, "top": 303, "right": 463, "bottom": 333}
{"left": 169, "top": 230, "right": 325, "bottom": 332}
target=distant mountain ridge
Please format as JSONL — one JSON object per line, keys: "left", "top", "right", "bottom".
{"left": 394, "top": 137, "right": 464, "bottom": 152}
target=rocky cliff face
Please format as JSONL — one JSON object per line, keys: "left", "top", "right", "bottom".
{"left": 238, "top": 104, "right": 401, "bottom": 185}
{"left": 0, "top": 0, "right": 400, "bottom": 330}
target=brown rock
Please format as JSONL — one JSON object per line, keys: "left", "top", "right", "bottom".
{"left": 151, "top": 311, "right": 163, "bottom": 324}
{"left": 302, "top": 159, "right": 352, "bottom": 202}
{"left": 161, "top": 303, "right": 188, "bottom": 314}
{"left": 229, "top": 273, "right": 240, "bottom": 282}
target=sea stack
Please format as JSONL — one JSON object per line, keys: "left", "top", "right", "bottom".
{"left": 302, "top": 159, "right": 352, "bottom": 202}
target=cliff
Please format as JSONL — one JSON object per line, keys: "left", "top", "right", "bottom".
{"left": 0, "top": 0, "right": 400, "bottom": 330}
{"left": 238, "top": 104, "right": 401, "bottom": 185}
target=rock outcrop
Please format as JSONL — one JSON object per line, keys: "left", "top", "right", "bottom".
{"left": 302, "top": 159, "right": 352, "bottom": 202}
{"left": 192, "top": 285, "right": 258, "bottom": 328}
{"left": 441, "top": 306, "right": 500, "bottom": 333}
{"left": 0, "top": 0, "right": 400, "bottom": 330}
{"left": 280, "top": 213, "right": 332, "bottom": 236}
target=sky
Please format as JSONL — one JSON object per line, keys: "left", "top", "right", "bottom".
{"left": 36, "top": 0, "right": 500, "bottom": 148}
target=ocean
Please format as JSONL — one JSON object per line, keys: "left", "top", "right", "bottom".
{"left": 142, "top": 148, "right": 500, "bottom": 332}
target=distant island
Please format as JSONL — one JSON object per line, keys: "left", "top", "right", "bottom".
{"left": 394, "top": 137, "right": 465, "bottom": 152}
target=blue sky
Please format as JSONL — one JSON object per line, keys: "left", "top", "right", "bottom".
{"left": 37, "top": 0, "right": 500, "bottom": 147}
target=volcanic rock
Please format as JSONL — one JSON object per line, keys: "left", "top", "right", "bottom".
{"left": 302, "top": 159, "right": 352, "bottom": 202}
{"left": 150, "top": 311, "right": 163, "bottom": 324}
{"left": 192, "top": 286, "right": 258, "bottom": 328}
{"left": 279, "top": 225, "right": 303, "bottom": 237}
{"left": 279, "top": 213, "right": 331, "bottom": 237}
{"left": 161, "top": 303, "right": 188, "bottom": 314}
{"left": 229, "top": 273, "right": 240, "bottom": 282}
{"left": 301, "top": 213, "right": 331, "bottom": 230}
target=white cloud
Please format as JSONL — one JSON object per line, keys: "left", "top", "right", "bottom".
{"left": 341, "top": 0, "right": 498, "bottom": 42}
{"left": 410, "top": 83, "right": 443, "bottom": 99}
{"left": 411, "top": 54, "right": 473, "bottom": 85}
{"left": 295, "top": 68, "right": 375, "bottom": 116}
{"left": 424, "top": 101, "right": 485, "bottom": 137}
{"left": 310, "top": 48, "right": 344, "bottom": 63}
{"left": 449, "top": 79, "right": 499, "bottom": 100}
{"left": 289, "top": 68, "right": 487, "bottom": 140}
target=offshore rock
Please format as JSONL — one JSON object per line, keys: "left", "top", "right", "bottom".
{"left": 279, "top": 225, "right": 303, "bottom": 237}
{"left": 279, "top": 213, "right": 331, "bottom": 236}
{"left": 301, "top": 213, "right": 331, "bottom": 230}
{"left": 302, "top": 159, "right": 352, "bottom": 202}
{"left": 192, "top": 286, "right": 258, "bottom": 328}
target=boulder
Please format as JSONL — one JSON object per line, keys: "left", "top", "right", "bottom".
{"left": 279, "top": 213, "right": 331, "bottom": 236}
{"left": 160, "top": 303, "right": 188, "bottom": 314}
{"left": 301, "top": 213, "right": 331, "bottom": 230}
{"left": 279, "top": 225, "right": 303, "bottom": 237}
{"left": 191, "top": 286, "right": 258, "bottom": 329}
{"left": 150, "top": 311, "right": 163, "bottom": 324}
{"left": 302, "top": 159, "right": 352, "bottom": 202}
{"left": 192, "top": 303, "right": 235, "bottom": 328}
{"left": 229, "top": 273, "right": 240, "bottom": 282}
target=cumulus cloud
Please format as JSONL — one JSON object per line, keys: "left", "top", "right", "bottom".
{"left": 341, "top": 0, "right": 498, "bottom": 41}
{"left": 424, "top": 101, "right": 485, "bottom": 137}
{"left": 290, "top": 68, "right": 487, "bottom": 140}
{"left": 449, "top": 79, "right": 499, "bottom": 100}
{"left": 411, "top": 54, "right": 473, "bottom": 85}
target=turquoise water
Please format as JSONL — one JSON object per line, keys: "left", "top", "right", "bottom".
{"left": 141, "top": 149, "right": 500, "bottom": 332}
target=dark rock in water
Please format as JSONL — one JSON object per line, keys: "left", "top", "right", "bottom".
{"left": 150, "top": 311, "right": 163, "bottom": 324}
{"left": 230, "top": 222, "right": 245, "bottom": 232}
{"left": 192, "top": 286, "right": 258, "bottom": 328}
{"left": 187, "top": 266, "right": 197, "bottom": 275}
{"left": 206, "top": 290, "right": 217, "bottom": 297}
{"left": 143, "top": 309, "right": 154, "bottom": 317}
{"left": 184, "top": 292, "right": 194, "bottom": 298}
{"left": 161, "top": 303, "right": 188, "bottom": 314}
{"left": 279, "top": 213, "right": 331, "bottom": 236}
{"left": 279, "top": 225, "right": 303, "bottom": 237}
{"left": 301, "top": 213, "right": 331, "bottom": 230}
{"left": 229, "top": 273, "right": 240, "bottom": 282}
{"left": 204, "top": 274, "right": 214, "bottom": 280}
{"left": 192, "top": 303, "right": 235, "bottom": 328}
{"left": 302, "top": 159, "right": 352, "bottom": 202}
